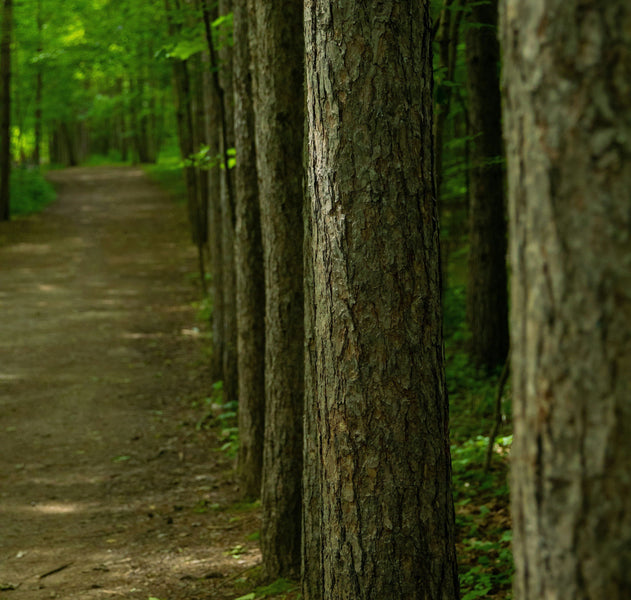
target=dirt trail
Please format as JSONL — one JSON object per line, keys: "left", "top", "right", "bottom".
{"left": 0, "top": 167, "right": 259, "bottom": 600}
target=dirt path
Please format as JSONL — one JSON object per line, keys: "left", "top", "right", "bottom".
{"left": 0, "top": 167, "right": 260, "bottom": 600}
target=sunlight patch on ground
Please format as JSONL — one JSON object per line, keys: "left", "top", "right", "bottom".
{"left": 0, "top": 500, "right": 97, "bottom": 516}
{"left": 122, "top": 331, "right": 165, "bottom": 340}
{"left": 0, "top": 372, "right": 20, "bottom": 381}
{"left": 5, "top": 242, "right": 53, "bottom": 255}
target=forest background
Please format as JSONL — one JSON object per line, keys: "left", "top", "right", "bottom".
{"left": 2, "top": 0, "right": 626, "bottom": 599}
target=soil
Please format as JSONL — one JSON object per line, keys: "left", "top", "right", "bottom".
{"left": 0, "top": 167, "right": 262, "bottom": 600}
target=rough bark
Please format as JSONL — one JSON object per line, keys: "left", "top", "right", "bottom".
{"left": 465, "top": 0, "right": 509, "bottom": 370}
{"left": 502, "top": 2, "right": 631, "bottom": 598}
{"left": 233, "top": 0, "right": 265, "bottom": 501}
{"left": 252, "top": 0, "right": 304, "bottom": 580}
{"left": 304, "top": 2, "right": 460, "bottom": 599}
{"left": 0, "top": 0, "right": 10, "bottom": 221}
{"left": 301, "top": 114, "right": 321, "bottom": 600}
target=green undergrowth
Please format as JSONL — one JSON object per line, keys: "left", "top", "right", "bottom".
{"left": 191, "top": 380, "right": 239, "bottom": 458}
{"left": 452, "top": 436, "right": 513, "bottom": 599}
{"left": 445, "top": 283, "right": 514, "bottom": 599}
{"left": 10, "top": 167, "right": 57, "bottom": 217}
{"left": 83, "top": 151, "right": 129, "bottom": 166}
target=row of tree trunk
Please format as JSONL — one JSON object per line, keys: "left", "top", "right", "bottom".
{"left": 166, "top": 0, "right": 460, "bottom": 594}
{"left": 168, "top": 0, "right": 631, "bottom": 597}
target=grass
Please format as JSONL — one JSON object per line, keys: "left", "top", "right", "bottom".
{"left": 9, "top": 166, "right": 57, "bottom": 217}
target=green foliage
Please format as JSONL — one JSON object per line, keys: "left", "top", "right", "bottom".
{"left": 83, "top": 151, "right": 127, "bottom": 166}
{"left": 191, "top": 381, "right": 239, "bottom": 457}
{"left": 451, "top": 436, "right": 513, "bottom": 600}
{"left": 10, "top": 168, "right": 57, "bottom": 217}
{"left": 184, "top": 145, "right": 236, "bottom": 171}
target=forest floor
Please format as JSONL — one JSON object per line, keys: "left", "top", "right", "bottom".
{"left": 0, "top": 167, "right": 267, "bottom": 600}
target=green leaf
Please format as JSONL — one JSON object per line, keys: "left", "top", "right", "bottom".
{"left": 168, "top": 38, "right": 205, "bottom": 61}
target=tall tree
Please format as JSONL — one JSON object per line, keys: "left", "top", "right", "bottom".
{"left": 0, "top": 0, "right": 11, "bottom": 221}
{"left": 502, "top": 1, "right": 631, "bottom": 598}
{"left": 233, "top": 0, "right": 265, "bottom": 500}
{"left": 304, "top": 1, "right": 460, "bottom": 598}
{"left": 33, "top": 0, "right": 42, "bottom": 167}
{"left": 218, "top": 0, "right": 238, "bottom": 407}
{"left": 464, "top": 0, "right": 508, "bottom": 370}
{"left": 165, "top": 0, "right": 206, "bottom": 289}
{"left": 251, "top": 0, "right": 304, "bottom": 579}
{"left": 434, "top": 0, "right": 463, "bottom": 200}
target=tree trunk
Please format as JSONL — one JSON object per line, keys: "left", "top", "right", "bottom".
{"left": 301, "top": 119, "right": 320, "bottom": 599}
{"left": 233, "top": 0, "right": 265, "bottom": 501}
{"left": 33, "top": 0, "right": 42, "bottom": 168}
{"left": 502, "top": 2, "right": 631, "bottom": 598}
{"left": 0, "top": 0, "right": 12, "bottom": 221}
{"left": 434, "top": 0, "right": 463, "bottom": 199}
{"left": 251, "top": 0, "right": 304, "bottom": 580}
{"left": 464, "top": 0, "right": 509, "bottom": 370}
{"left": 304, "top": 2, "right": 460, "bottom": 599}
{"left": 202, "top": 45, "right": 225, "bottom": 382}
{"left": 165, "top": 0, "right": 205, "bottom": 290}
{"left": 218, "top": 0, "right": 238, "bottom": 407}
{"left": 60, "top": 122, "right": 77, "bottom": 167}
{"left": 190, "top": 53, "right": 209, "bottom": 289}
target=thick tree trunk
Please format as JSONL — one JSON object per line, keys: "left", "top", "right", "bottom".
{"left": 0, "top": 0, "right": 11, "bottom": 221}
{"left": 252, "top": 0, "right": 304, "bottom": 579}
{"left": 502, "top": 2, "right": 631, "bottom": 598}
{"left": 464, "top": 0, "right": 509, "bottom": 370}
{"left": 304, "top": 2, "right": 460, "bottom": 599}
{"left": 233, "top": 0, "right": 265, "bottom": 501}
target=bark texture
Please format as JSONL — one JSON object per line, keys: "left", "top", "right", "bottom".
{"left": 502, "top": 2, "right": 631, "bottom": 598}
{"left": 302, "top": 120, "right": 321, "bottom": 600}
{"left": 304, "top": 2, "right": 459, "bottom": 598}
{"left": 252, "top": 0, "right": 304, "bottom": 579}
{"left": 465, "top": 0, "right": 509, "bottom": 370}
{"left": 0, "top": 0, "right": 11, "bottom": 221}
{"left": 233, "top": 0, "right": 265, "bottom": 500}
